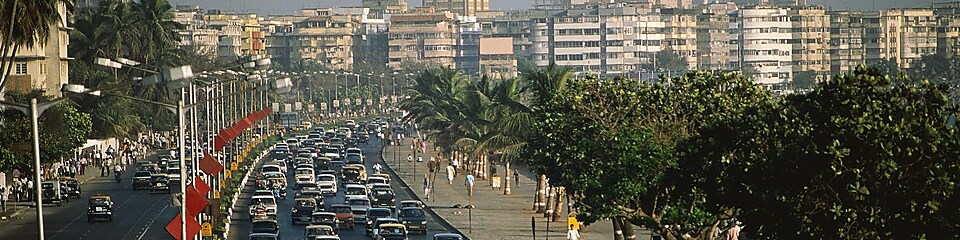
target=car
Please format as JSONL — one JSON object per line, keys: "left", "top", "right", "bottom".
{"left": 261, "top": 164, "right": 282, "bottom": 175}
{"left": 347, "top": 197, "right": 372, "bottom": 224}
{"left": 310, "top": 211, "right": 338, "bottom": 230}
{"left": 271, "top": 160, "right": 288, "bottom": 173}
{"left": 166, "top": 166, "right": 182, "bottom": 183}
{"left": 329, "top": 204, "right": 355, "bottom": 230}
{"left": 87, "top": 194, "right": 113, "bottom": 222}
{"left": 41, "top": 181, "right": 67, "bottom": 205}
{"left": 292, "top": 198, "right": 318, "bottom": 225}
{"left": 318, "top": 183, "right": 337, "bottom": 196}
{"left": 285, "top": 138, "right": 301, "bottom": 149}
{"left": 138, "top": 163, "right": 162, "bottom": 175}
{"left": 58, "top": 177, "right": 81, "bottom": 199}
{"left": 303, "top": 224, "right": 336, "bottom": 239}
{"left": 329, "top": 161, "right": 346, "bottom": 173}
{"left": 343, "top": 184, "right": 368, "bottom": 201}
{"left": 295, "top": 176, "right": 315, "bottom": 188}
{"left": 374, "top": 223, "right": 408, "bottom": 240}
{"left": 251, "top": 220, "right": 280, "bottom": 238}
{"left": 314, "top": 235, "right": 341, "bottom": 240}
{"left": 132, "top": 171, "right": 153, "bottom": 190}
{"left": 398, "top": 207, "right": 427, "bottom": 234}
{"left": 323, "top": 147, "right": 341, "bottom": 160}
{"left": 370, "top": 173, "right": 392, "bottom": 183}
{"left": 296, "top": 189, "right": 324, "bottom": 206}
{"left": 296, "top": 182, "right": 319, "bottom": 192}
{"left": 250, "top": 195, "right": 278, "bottom": 217}
{"left": 433, "top": 233, "right": 465, "bottom": 240}
{"left": 400, "top": 200, "right": 425, "bottom": 209}
{"left": 316, "top": 174, "right": 338, "bottom": 195}
{"left": 368, "top": 217, "right": 400, "bottom": 236}
{"left": 366, "top": 208, "right": 394, "bottom": 234}
{"left": 369, "top": 187, "right": 396, "bottom": 209}
{"left": 344, "top": 153, "right": 363, "bottom": 165}
{"left": 269, "top": 149, "right": 290, "bottom": 161}
{"left": 341, "top": 166, "right": 366, "bottom": 184}
{"left": 149, "top": 174, "right": 171, "bottom": 194}
{"left": 366, "top": 177, "right": 389, "bottom": 189}
{"left": 247, "top": 233, "right": 278, "bottom": 240}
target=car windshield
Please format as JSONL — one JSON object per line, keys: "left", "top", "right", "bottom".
{"left": 251, "top": 222, "right": 277, "bottom": 231}
{"left": 401, "top": 209, "right": 424, "bottom": 217}
{"left": 135, "top": 171, "right": 151, "bottom": 177}
{"left": 318, "top": 176, "right": 335, "bottom": 181}
{"left": 297, "top": 200, "right": 315, "bottom": 207}
{"left": 251, "top": 198, "right": 275, "bottom": 205}
{"left": 374, "top": 189, "right": 393, "bottom": 196}
{"left": 348, "top": 199, "right": 369, "bottom": 205}
{"left": 345, "top": 188, "right": 365, "bottom": 195}
{"left": 381, "top": 227, "right": 404, "bottom": 234}
{"left": 369, "top": 210, "right": 390, "bottom": 218}
{"left": 306, "top": 227, "right": 335, "bottom": 235}
{"left": 296, "top": 169, "right": 312, "bottom": 175}
{"left": 325, "top": 148, "right": 339, "bottom": 154}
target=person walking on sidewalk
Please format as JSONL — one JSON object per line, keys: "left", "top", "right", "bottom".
{"left": 446, "top": 164, "right": 455, "bottom": 184}
{"left": 513, "top": 170, "right": 520, "bottom": 189}
{"left": 465, "top": 173, "right": 475, "bottom": 196}
{"left": 422, "top": 174, "right": 430, "bottom": 200}
{"left": 567, "top": 224, "right": 581, "bottom": 240}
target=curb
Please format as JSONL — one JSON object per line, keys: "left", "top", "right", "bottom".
{"left": 379, "top": 144, "right": 471, "bottom": 240}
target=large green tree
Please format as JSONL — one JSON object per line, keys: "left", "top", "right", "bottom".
{"left": 682, "top": 66, "right": 960, "bottom": 238}
{"left": 0, "top": 91, "right": 92, "bottom": 173}
{"left": 528, "top": 71, "right": 771, "bottom": 240}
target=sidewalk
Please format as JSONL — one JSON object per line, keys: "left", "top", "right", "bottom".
{"left": 381, "top": 137, "right": 624, "bottom": 240}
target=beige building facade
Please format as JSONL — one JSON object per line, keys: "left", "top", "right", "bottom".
{"left": 387, "top": 7, "right": 460, "bottom": 69}
{"left": 3, "top": 2, "right": 70, "bottom": 97}
{"left": 422, "top": 0, "right": 489, "bottom": 17}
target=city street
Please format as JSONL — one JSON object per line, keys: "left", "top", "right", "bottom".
{"left": 0, "top": 153, "right": 179, "bottom": 240}
{"left": 227, "top": 136, "right": 455, "bottom": 239}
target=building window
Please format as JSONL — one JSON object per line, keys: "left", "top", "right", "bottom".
{"left": 15, "top": 62, "right": 27, "bottom": 75}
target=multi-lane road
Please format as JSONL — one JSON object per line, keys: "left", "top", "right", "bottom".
{"left": 228, "top": 136, "right": 455, "bottom": 239}
{"left": 0, "top": 153, "right": 180, "bottom": 240}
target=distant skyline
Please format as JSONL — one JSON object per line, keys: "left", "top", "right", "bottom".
{"left": 168, "top": 0, "right": 942, "bottom": 15}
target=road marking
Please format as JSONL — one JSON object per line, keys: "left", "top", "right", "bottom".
{"left": 122, "top": 193, "right": 166, "bottom": 240}
{"left": 136, "top": 200, "right": 169, "bottom": 240}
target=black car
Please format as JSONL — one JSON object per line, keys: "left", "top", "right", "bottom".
{"left": 269, "top": 149, "right": 289, "bottom": 161}
{"left": 87, "top": 194, "right": 113, "bottom": 222}
{"left": 369, "top": 188, "right": 396, "bottom": 209}
{"left": 399, "top": 207, "right": 427, "bottom": 234}
{"left": 150, "top": 175, "right": 171, "bottom": 194}
{"left": 291, "top": 198, "right": 317, "bottom": 225}
{"left": 132, "top": 171, "right": 153, "bottom": 190}
{"left": 251, "top": 220, "right": 280, "bottom": 237}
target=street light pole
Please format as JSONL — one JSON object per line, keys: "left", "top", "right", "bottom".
{"left": 177, "top": 99, "right": 187, "bottom": 240}
{"left": 29, "top": 99, "right": 44, "bottom": 240}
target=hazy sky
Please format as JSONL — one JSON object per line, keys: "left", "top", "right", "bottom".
{"left": 168, "top": 0, "right": 940, "bottom": 15}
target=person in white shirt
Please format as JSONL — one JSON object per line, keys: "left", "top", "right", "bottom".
{"left": 567, "top": 224, "right": 580, "bottom": 240}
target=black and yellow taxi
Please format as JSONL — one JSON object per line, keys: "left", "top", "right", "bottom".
{"left": 87, "top": 194, "right": 113, "bottom": 222}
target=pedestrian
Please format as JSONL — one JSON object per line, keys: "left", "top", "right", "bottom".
{"left": 373, "top": 162, "right": 383, "bottom": 174}
{"left": 514, "top": 170, "right": 520, "bottom": 189}
{"left": 417, "top": 156, "right": 423, "bottom": 162}
{"left": 422, "top": 174, "right": 430, "bottom": 200}
{"left": 567, "top": 224, "right": 581, "bottom": 240}
{"left": 446, "top": 165, "right": 455, "bottom": 184}
{"left": 407, "top": 154, "right": 413, "bottom": 162}
{"left": 465, "top": 173, "right": 475, "bottom": 196}
{"left": 451, "top": 158, "right": 459, "bottom": 176}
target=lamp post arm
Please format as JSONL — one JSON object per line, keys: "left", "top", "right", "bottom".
{"left": 99, "top": 92, "right": 177, "bottom": 112}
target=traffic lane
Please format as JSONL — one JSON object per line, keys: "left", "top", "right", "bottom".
{"left": 358, "top": 138, "right": 451, "bottom": 239}
{"left": 0, "top": 167, "right": 176, "bottom": 240}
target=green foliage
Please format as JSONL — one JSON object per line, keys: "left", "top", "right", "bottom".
{"left": 682, "top": 66, "right": 960, "bottom": 238}
{"left": 792, "top": 70, "right": 818, "bottom": 90}
{"left": 0, "top": 91, "right": 92, "bottom": 173}
{"left": 654, "top": 48, "right": 689, "bottom": 72}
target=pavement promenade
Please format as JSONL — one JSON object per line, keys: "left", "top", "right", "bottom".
{"left": 381, "top": 137, "right": 624, "bottom": 240}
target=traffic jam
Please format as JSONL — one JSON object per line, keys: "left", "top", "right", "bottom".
{"left": 246, "top": 119, "right": 464, "bottom": 240}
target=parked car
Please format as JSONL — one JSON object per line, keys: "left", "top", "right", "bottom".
{"left": 41, "top": 181, "right": 66, "bottom": 206}
{"left": 399, "top": 207, "right": 427, "bottom": 234}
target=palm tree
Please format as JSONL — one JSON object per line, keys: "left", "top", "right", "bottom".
{"left": 0, "top": 0, "right": 74, "bottom": 91}
{"left": 132, "top": 0, "right": 182, "bottom": 66}
{"left": 519, "top": 63, "right": 574, "bottom": 211}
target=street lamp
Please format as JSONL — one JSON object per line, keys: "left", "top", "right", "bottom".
{"left": 0, "top": 84, "right": 97, "bottom": 240}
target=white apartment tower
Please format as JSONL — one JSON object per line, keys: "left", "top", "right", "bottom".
{"left": 730, "top": 6, "right": 793, "bottom": 86}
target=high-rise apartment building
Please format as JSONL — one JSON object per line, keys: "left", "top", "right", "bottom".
{"left": 696, "top": 2, "right": 737, "bottom": 70}
{"left": 3, "top": 1, "right": 70, "bottom": 97}
{"left": 789, "top": 5, "right": 830, "bottom": 81}
{"left": 268, "top": 8, "right": 375, "bottom": 71}
{"left": 661, "top": 8, "right": 699, "bottom": 70}
{"left": 422, "top": 0, "right": 489, "bottom": 17}
{"left": 730, "top": 6, "right": 793, "bottom": 86}
{"left": 387, "top": 7, "right": 460, "bottom": 69}
{"left": 828, "top": 10, "right": 867, "bottom": 74}
{"left": 174, "top": 5, "right": 219, "bottom": 55}
{"left": 204, "top": 12, "right": 267, "bottom": 60}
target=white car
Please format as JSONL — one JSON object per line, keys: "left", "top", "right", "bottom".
{"left": 347, "top": 197, "right": 371, "bottom": 223}
{"left": 317, "top": 174, "right": 338, "bottom": 195}
{"left": 365, "top": 177, "right": 388, "bottom": 190}
{"left": 269, "top": 160, "right": 288, "bottom": 173}
{"left": 345, "top": 148, "right": 363, "bottom": 156}
{"left": 323, "top": 147, "right": 341, "bottom": 159}
{"left": 260, "top": 164, "right": 282, "bottom": 175}
{"left": 249, "top": 195, "right": 278, "bottom": 216}
{"left": 343, "top": 184, "right": 368, "bottom": 201}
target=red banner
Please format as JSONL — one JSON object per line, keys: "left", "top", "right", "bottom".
{"left": 193, "top": 176, "right": 211, "bottom": 196}
{"left": 198, "top": 151, "right": 223, "bottom": 176}
{"left": 185, "top": 186, "right": 208, "bottom": 217}
{"left": 165, "top": 213, "right": 201, "bottom": 240}
{"left": 211, "top": 136, "right": 226, "bottom": 152}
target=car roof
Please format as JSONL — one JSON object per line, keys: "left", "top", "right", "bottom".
{"left": 375, "top": 217, "right": 399, "bottom": 222}
{"left": 312, "top": 211, "right": 336, "bottom": 216}
{"left": 400, "top": 206, "right": 424, "bottom": 211}
{"left": 252, "top": 195, "right": 275, "bottom": 199}
{"left": 368, "top": 208, "right": 391, "bottom": 212}
{"left": 434, "top": 233, "right": 464, "bottom": 237}
{"left": 305, "top": 224, "right": 334, "bottom": 229}
{"left": 252, "top": 219, "right": 279, "bottom": 224}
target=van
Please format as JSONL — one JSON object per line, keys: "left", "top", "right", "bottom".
{"left": 41, "top": 181, "right": 65, "bottom": 206}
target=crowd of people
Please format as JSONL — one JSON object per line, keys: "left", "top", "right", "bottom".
{"left": 3, "top": 132, "right": 172, "bottom": 206}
